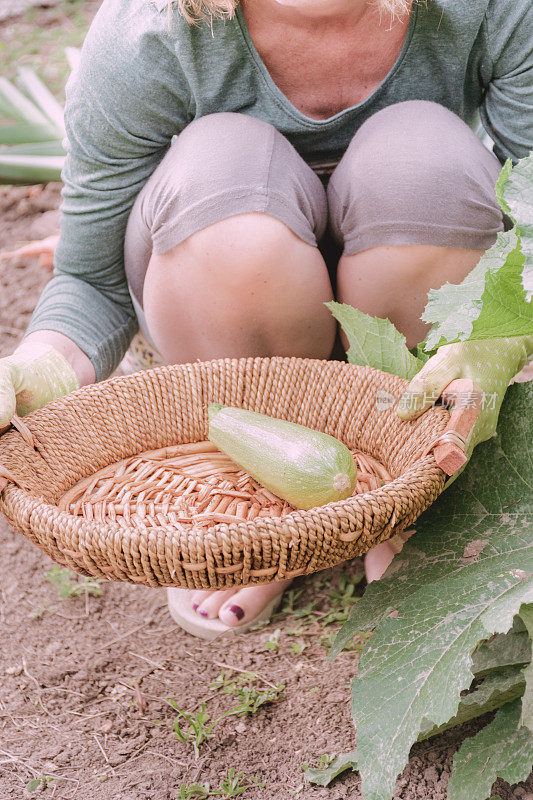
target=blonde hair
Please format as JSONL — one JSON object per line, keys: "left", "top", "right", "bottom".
{"left": 173, "top": 0, "right": 413, "bottom": 24}
{"left": 174, "top": 0, "right": 237, "bottom": 23}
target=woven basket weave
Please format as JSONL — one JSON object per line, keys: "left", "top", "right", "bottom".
{"left": 0, "top": 357, "right": 449, "bottom": 589}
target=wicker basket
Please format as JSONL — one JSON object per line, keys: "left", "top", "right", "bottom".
{"left": 0, "top": 357, "right": 450, "bottom": 589}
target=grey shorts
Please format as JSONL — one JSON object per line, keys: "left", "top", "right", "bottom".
{"left": 124, "top": 100, "right": 504, "bottom": 313}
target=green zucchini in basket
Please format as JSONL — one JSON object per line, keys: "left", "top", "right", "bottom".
{"left": 207, "top": 404, "right": 357, "bottom": 510}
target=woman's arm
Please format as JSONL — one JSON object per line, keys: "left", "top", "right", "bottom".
{"left": 22, "top": 331, "right": 95, "bottom": 386}
{"left": 25, "top": 0, "right": 192, "bottom": 381}
{"left": 480, "top": 0, "right": 533, "bottom": 163}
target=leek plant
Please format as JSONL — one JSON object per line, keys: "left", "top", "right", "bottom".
{"left": 0, "top": 48, "right": 78, "bottom": 185}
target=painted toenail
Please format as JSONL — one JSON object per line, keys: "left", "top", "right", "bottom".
{"left": 198, "top": 608, "right": 208, "bottom": 617}
{"left": 192, "top": 603, "right": 199, "bottom": 611}
{"left": 229, "top": 604, "right": 245, "bottom": 621}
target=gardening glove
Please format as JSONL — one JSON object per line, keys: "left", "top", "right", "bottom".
{"left": 0, "top": 343, "right": 79, "bottom": 432}
{"left": 397, "top": 336, "right": 533, "bottom": 456}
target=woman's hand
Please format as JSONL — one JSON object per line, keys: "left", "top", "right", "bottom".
{"left": 0, "top": 338, "right": 86, "bottom": 432}
{"left": 397, "top": 336, "right": 533, "bottom": 455}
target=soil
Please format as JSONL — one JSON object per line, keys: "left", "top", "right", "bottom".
{"left": 0, "top": 6, "right": 532, "bottom": 799}
{"left": 0, "top": 0, "right": 56, "bottom": 24}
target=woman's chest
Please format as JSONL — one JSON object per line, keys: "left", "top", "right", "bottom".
{"left": 242, "top": 13, "right": 411, "bottom": 120}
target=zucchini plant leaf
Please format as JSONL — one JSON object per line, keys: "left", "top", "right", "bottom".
{"left": 518, "top": 604, "right": 533, "bottom": 731}
{"left": 446, "top": 698, "right": 533, "bottom": 800}
{"left": 304, "top": 753, "right": 358, "bottom": 786}
{"left": 327, "top": 301, "right": 425, "bottom": 380}
{"left": 330, "top": 382, "right": 533, "bottom": 800}
{"left": 472, "top": 616, "right": 531, "bottom": 677}
{"left": 418, "top": 665, "right": 525, "bottom": 741}
{"left": 422, "top": 154, "right": 533, "bottom": 351}
{"left": 496, "top": 156, "right": 533, "bottom": 303}
{"left": 423, "top": 229, "right": 532, "bottom": 350}
{"left": 331, "top": 381, "right": 533, "bottom": 655}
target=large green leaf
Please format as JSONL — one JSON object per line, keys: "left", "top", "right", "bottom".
{"left": 306, "top": 667, "right": 526, "bottom": 787}
{"left": 306, "top": 666, "right": 526, "bottom": 787}
{"left": 423, "top": 230, "right": 532, "bottom": 350}
{"left": 331, "top": 382, "right": 533, "bottom": 654}
{"left": 472, "top": 617, "right": 531, "bottom": 677}
{"left": 330, "top": 382, "right": 533, "bottom": 800}
{"left": 422, "top": 155, "right": 533, "bottom": 350}
{"left": 496, "top": 156, "right": 533, "bottom": 302}
{"left": 418, "top": 666, "right": 525, "bottom": 740}
{"left": 327, "top": 302, "right": 425, "bottom": 380}
{"left": 447, "top": 699, "right": 533, "bottom": 800}
{"left": 518, "top": 604, "right": 533, "bottom": 731}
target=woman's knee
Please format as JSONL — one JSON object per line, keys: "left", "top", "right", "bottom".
{"left": 124, "top": 112, "right": 327, "bottom": 306}
{"left": 328, "top": 100, "right": 504, "bottom": 255}
{"left": 143, "top": 213, "right": 336, "bottom": 362}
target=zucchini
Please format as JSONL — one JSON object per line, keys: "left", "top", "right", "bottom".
{"left": 207, "top": 404, "right": 356, "bottom": 510}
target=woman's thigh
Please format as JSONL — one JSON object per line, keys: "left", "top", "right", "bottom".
{"left": 327, "top": 99, "right": 504, "bottom": 257}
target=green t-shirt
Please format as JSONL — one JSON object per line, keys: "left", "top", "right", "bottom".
{"left": 27, "top": 0, "right": 533, "bottom": 380}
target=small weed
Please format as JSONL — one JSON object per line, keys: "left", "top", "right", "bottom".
{"left": 212, "top": 768, "right": 265, "bottom": 797}
{"left": 279, "top": 587, "right": 305, "bottom": 615}
{"left": 289, "top": 640, "right": 307, "bottom": 655}
{"left": 265, "top": 628, "right": 281, "bottom": 651}
{"left": 301, "top": 753, "right": 336, "bottom": 772}
{"left": 292, "top": 600, "right": 318, "bottom": 621}
{"left": 25, "top": 775, "right": 56, "bottom": 792}
{"left": 320, "top": 574, "right": 364, "bottom": 627}
{"left": 45, "top": 566, "right": 101, "bottom": 599}
{"left": 176, "top": 782, "right": 211, "bottom": 799}
{"left": 169, "top": 700, "right": 245, "bottom": 758}
{"left": 319, "top": 631, "right": 337, "bottom": 652}
{"left": 210, "top": 669, "right": 284, "bottom": 714}
{"left": 175, "top": 771, "right": 265, "bottom": 799}
{"left": 285, "top": 625, "right": 307, "bottom": 636}
{"left": 170, "top": 701, "right": 216, "bottom": 758}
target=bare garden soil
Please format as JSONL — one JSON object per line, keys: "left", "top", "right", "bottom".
{"left": 0, "top": 10, "right": 532, "bottom": 795}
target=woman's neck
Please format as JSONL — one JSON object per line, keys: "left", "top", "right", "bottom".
{"left": 242, "top": 0, "right": 377, "bottom": 28}
{"left": 239, "top": 0, "right": 413, "bottom": 120}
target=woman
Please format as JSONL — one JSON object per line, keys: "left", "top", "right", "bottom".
{"left": 1, "top": 0, "right": 531, "bottom": 638}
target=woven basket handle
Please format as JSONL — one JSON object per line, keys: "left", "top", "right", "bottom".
{"left": 423, "top": 378, "right": 482, "bottom": 476}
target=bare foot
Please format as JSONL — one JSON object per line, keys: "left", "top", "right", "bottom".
{"left": 189, "top": 578, "right": 293, "bottom": 628}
